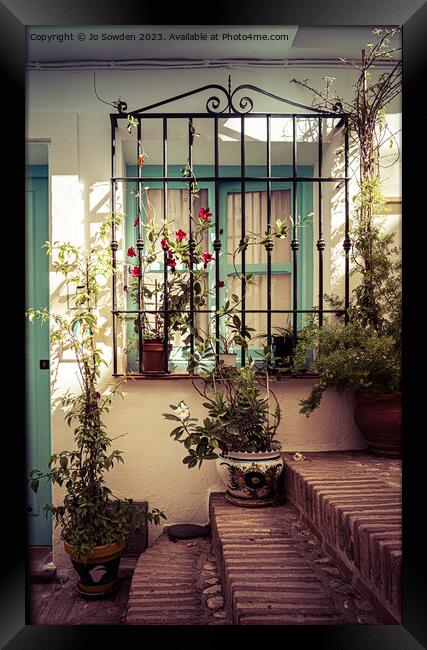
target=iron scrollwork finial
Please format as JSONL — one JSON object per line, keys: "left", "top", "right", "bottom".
{"left": 205, "top": 77, "right": 254, "bottom": 115}
{"left": 115, "top": 99, "right": 128, "bottom": 114}
{"left": 125, "top": 77, "right": 339, "bottom": 117}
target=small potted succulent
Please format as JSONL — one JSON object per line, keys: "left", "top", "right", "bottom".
{"left": 27, "top": 222, "right": 165, "bottom": 596}
{"left": 163, "top": 365, "right": 283, "bottom": 507}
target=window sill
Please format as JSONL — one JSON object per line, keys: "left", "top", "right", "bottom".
{"left": 113, "top": 371, "right": 319, "bottom": 381}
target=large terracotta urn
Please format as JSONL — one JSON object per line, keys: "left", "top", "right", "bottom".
{"left": 354, "top": 393, "right": 402, "bottom": 458}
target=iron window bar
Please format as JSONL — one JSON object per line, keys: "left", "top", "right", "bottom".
{"left": 317, "top": 116, "right": 325, "bottom": 326}
{"left": 113, "top": 309, "right": 345, "bottom": 315}
{"left": 137, "top": 118, "right": 144, "bottom": 374}
{"left": 240, "top": 114, "right": 246, "bottom": 367}
{"left": 266, "top": 115, "right": 272, "bottom": 348}
{"left": 162, "top": 117, "right": 169, "bottom": 373}
{"left": 113, "top": 176, "right": 350, "bottom": 183}
{"left": 110, "top": 77, "right": 350, "bottom": 375}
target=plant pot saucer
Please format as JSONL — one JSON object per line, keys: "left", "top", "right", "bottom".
{"left": 74, "top": 578, "right": 120, "bottom": 599}
{"left": 166, "top": 523, "right": 211, "bottom": 540}
{"left": 225, "top": 492, "right": 278, "bottom": 508}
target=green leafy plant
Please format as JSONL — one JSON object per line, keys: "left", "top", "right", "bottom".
{"left": 124, "top": 184, "right": 214, "bottom": 365}
{"left": 163, "top": 365, "right": 281, "bottom": 467}
{"left": 293, "top": 320, "right": 401, "bottom": 415}
{"left": 27, "top": 220, "right": 165, "bottom": 560}
{"left": 290, "top": 28, "right": 401, "bottom": 413}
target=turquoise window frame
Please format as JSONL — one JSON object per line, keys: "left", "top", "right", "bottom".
{"left": 125, "top": 164, "right": 313, "bottom": 371}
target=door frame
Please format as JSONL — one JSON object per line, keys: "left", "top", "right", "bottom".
{"left": 26, "top": 163, "right": 52, "bottom": 546}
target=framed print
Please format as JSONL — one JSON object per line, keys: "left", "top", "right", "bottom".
{"left": 1, "top": 1, "right": 426, "bottom": 647}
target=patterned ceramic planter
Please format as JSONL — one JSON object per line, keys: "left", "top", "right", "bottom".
{"left": 64, "top": 540, "right": 125, "bottom": 597}
{"left": 216, "top": 447, "right": 284, "bottom": 507}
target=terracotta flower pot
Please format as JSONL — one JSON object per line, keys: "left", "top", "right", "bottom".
{"left": 354, "top": 393, "right": 402, "bottom": 458}
{"left": 218, "top": 352, "right": 237, "bottom": 367}
{"left": 141, "top": 341, "right": 172, "bottom": 373}
{"left": 216, "top": 447, "right": 284, "bottom": 507}
{"left": 64, "top": 540, "right": 125, "bottom": 596}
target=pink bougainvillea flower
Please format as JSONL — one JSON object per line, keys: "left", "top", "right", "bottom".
{"left": 134, "top": 217, "right": 139, "bottom": 226}
{"left": 200, "top": 251, "right": 215, "bottom": 269}
{"left": 215, "top": 280, "right": 225, "bottom": 288}
{"left": 161, "top": 238, "right": 170, "bottom": 251}
{"left": 166, "top": 256, "right": 177, "bottom": 271}
{"left": 199, "top": 207, "right": 212, "bottom": 223}
{"left": 130, "top": 265, "right": 141, "bottom": 277}
{"left": 175, "top": 229, "right": 187, "bottom": 242}
{"left": 127, "top": 246, "right": 136, "bottom": 257}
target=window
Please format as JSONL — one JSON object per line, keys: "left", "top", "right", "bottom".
{"left": 124, "top": 165, "right": 313, "bottom": 373}
{"left": 109, "top": 81, "right": 350, "bottom": 376}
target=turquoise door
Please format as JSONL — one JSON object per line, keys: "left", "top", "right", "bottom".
{"left": 26, "top": 165, "right": 52, "bottom": 546}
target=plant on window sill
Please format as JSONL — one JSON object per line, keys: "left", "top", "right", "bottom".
{"left": 124, "top": 119, "right": 216, "bottom": 371}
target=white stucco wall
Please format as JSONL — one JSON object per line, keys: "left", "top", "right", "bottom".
{"left": 26, "top": 65, "right": 400, "bottom": 543}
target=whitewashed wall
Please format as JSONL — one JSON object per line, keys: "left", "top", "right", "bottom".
{"left": 27, "top": 66, "right": 401, "bottom": 544}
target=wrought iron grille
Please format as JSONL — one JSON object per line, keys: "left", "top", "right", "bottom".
{"left": 110, "top": 77, "right": 350, "bottom": 375}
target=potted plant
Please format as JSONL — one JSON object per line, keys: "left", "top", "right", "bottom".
{"left": 271, "top": 322, "right": 295, "bottom": 368}
{"left": 125, "top": 186, "right": 214, "bottom": 373}
{"left": 27, "top": 221, "right": 166, "bottom": 596}
{"left": 291, "top": 28, "right": 402, "bottom": 456}
{"left": 163, "top": 364, "right": 284, "bottom": 507}
{"left": 293, "top": 320, "right": 401, "bottom": 456}
{"left": 125, "top": 120, "right": 214, "bottom": 374}
{"left": 215, "top": 292, "right": 256, "bottom": 367}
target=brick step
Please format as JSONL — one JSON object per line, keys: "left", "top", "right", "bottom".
{"left": 224, "top": 565, "right": 316, "bottom": 574}
{"left": 239, "top": 615, "right": 342, "bottom": 625}
{"left": 228, "top": 579, "right": 326, "bottom": 590}
{"left": 130, "top": 595, "right": 198, "bottom": 603}
{"left": 126, "top": 534, "right": 228, "bottom": 625}
{"left": 210, "top": 492, "right": 381, "bottom": 625}
{"left": 283, "top": 451, "right": 402, "bottom": 623}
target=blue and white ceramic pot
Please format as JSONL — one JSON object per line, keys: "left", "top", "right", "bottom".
{"left": 216, "top": 446, "right": 284, "bottom": 507}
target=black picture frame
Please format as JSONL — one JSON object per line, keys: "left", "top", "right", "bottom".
{"left": 1, "top": 1, "right": 426, "bottom": 647}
